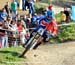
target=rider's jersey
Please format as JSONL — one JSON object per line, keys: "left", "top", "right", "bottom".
{"left": 31, "top": 15, "right": 45, "bottom": 25}
{"left": 34, "top": 19, "right": 58, "bottom": 36}
{"left": 41, "top": 20, "right": 58, "bottom": 36}
{"left": 36, "top": 15, "right": 46, "bottom": 24}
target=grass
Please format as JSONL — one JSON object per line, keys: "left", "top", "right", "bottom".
{"left": 49, "top": 22, "right": 75, "bottom": 43}
{"left": 0, "top": 46, "right": 26, "bottom": 65}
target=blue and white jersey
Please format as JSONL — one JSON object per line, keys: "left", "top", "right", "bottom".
{"left": 36, "top": 15, "right": 46, "bottom": 25}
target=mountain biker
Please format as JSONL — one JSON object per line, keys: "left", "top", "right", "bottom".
{"left": 32, "top": 16, "right": 58, "bottom": 49}
{"left": 22, "top": 14, "right": 58, "bottom": 49}
{"left": 33, "top": 5, "right": 57, "bottom": 42}
{"left": 23, "top": 5, "right": 58, "bottom": 49}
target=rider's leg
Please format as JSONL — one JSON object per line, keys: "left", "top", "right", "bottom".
{"left": 43, "top": 31, "right": 50, "bottom": 42}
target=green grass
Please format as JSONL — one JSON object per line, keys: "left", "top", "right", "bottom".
{"left": 55, "top": 13, "right": 61, "bottom": 23}
{"left": 0, "top": 46, "right": 26, "bottom": 65}
{"left": 49, "top": 22, "right": 75, "bottom": 43}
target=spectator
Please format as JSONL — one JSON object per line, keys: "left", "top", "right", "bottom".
{"left": 11, "top": 0, "right": 17, "bottom": 20}
{"left": 60, "top": 11, "right": 66, "bottom": 23}
{"left": 1, "top": 8, "right": 8, "bottom": 21}
{"left": 25, "top": 0, "right": 30, "bottom": 9}
{"left": 20, "top": 25, "right": 27, "bottom": 45}
{"left": 4, "top": 2, "right": 10, "bottom": 15}
{"left": 0, "top": 21, "right": 8, "bottom": 48}
{"left": 28, "top": 0, "right": 35, "bottom": 18}
{"left": 16, "top": 14, "right": 20, "bottom": 21}
{"left": 0, "top": 29, "right": 8, "bottom": 48}
{"left": 22, "top": 0, "right": 26, "bottom": 11}
{"left": 23, "top": 15, "right": 30, "bottom": 28}
{"left": 9, "top": 20, "right": 17, "bottom": 31}
{"left": 64, "top": 7, "right": 71, "bottom": 22}
{"left": 2, "top": 20, "right": 9, "bottom": 29}
{"left": 9, "top": 20, "right": 18, "bottom": 46}
{"left": 0, "top": 37, "right": 2, "bottom": 48}
{"left": 15, "top": 0, "right": 19, "bottom": 8}
{"left": 17, "top": 20, "right": 22, "bottom": 33}
{"left": 21, "top": 19, "right": 26, "bottom": 29}
{"left": 0, "top": 27, "right": 5, "bottom": 48}
{"left": 7, "top": 15, "right": 12, "bottom": 24}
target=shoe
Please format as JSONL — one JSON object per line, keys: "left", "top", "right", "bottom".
{"left": 45, "top": 37, "right": 49, "bottom": 42}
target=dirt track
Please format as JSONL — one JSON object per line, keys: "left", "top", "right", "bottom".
{"left": 21, "top": 41, "right": 75, "bottom": 65}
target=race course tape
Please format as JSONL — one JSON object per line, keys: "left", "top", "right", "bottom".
{"left": 0, "top": 22, "right": 75, "bottom": 31}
